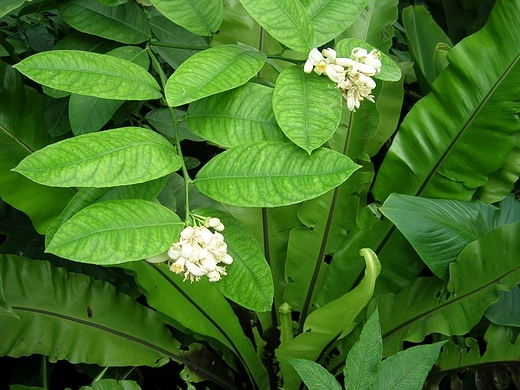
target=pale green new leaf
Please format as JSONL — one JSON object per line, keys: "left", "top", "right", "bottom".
{"left": 301, "top": 0, "right": 369, "bottom": 47}
{"left": 13, "top": 51, "right": 162, "bottom": 100}
{"left": 344, "top": 309, "right": 382, "bottom": 390}
{"left": 165, "top": 45, "right": 265, "bottom": 107}
{"left": 80, "top": 379, "right": 141, "bottom": 390}
{"left": 187, "top": 82, "right": 286, "bottom": 147}
{"left": 272, "top": 66, "right": 342, "bottom": 153}
{"left": 372, "top": 342, "right": 445, "bottom": 390}
{"left": 46, "top": 199, "right": 183, "bottom": 264}
{"left": 287, "top": 359, "right": 342, "bottom": 390}
{"left": 0, "top": 255, "right": 180, "bottom": 366}
{"left": 149, "top": 0, "right": 223, "bottom": 36}
{"left": 13, "top": 127, "right": 181, "bottom": 188}
{"left": 238, "top": 0, "right": 314, "bottom": 53}
{"left": 194, "top": 141, "right": 361, "bottom": 207}
{"left": 58, "top": 0, "right": 150, "bottom": 44}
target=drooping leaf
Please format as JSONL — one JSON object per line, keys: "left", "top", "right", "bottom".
{"left": 194, "top": 208, "right": 274, "bottom": 312}
{"left": 58, "top": 0, "right": 150, "bottom": 44}
{"left": 187, "top": 82, "right": 286, "bottom": 147}
{"left": 287, "top": 358, "right": 342, "bottom": 390}
{"left": 272, "top": 66, "right": 342, "bottom": 153}
{"left": 149, "top": 0, "right": 223, "bottom": 37}
{"left": 0, "top": 255, "right": 180, "bottom": 366}
{"left": 237, "top": 0, "right": 314, "bottom": 53}
{"left": 13, "top": 127, "right": 181, "bottom": 188}
{"left": 165, "top": 44, "right": 265, "bottom": 107}
{"left": 0, "top": 61, "right": 73, "bottom": 234}
{"left": 379, "top": 222, "right": 520, "bottom": 355}
{"left": 13, "top": 51, "right": 162, "bottom": 100}
{"left": 194, "top": 141, "right": 361, "bottom": 207}
{"left": 46, "top": 199, "right": 183, "bottom": 264}
{"left": 372, "top": 0, "right": 520, "bottom": 202}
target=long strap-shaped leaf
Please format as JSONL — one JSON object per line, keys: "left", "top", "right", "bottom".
{"left": 373, "top": 0, "right": 520, "bottom": 202}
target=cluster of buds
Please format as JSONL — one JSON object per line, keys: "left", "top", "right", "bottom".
{"left": 147, "top": 217, "right": 233, "bottom": 283}
{"left": 304, "top": 47, "right": 382, "bottom": 112}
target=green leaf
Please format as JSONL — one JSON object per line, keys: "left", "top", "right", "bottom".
{"left": 187, "top": 82, "right": 286, "bottom": 148}
{"left": 343, "top": 309, "right": 382, "bottom": 390}
{"left": 195, "top": 141, "right": 361, "bottom": 207}
{"left": 301, "top": 0, "right": 369, "bottom": 47}
{"left": 145, "top": 108, "right": 202, "bottom": 141}
{"left": 0, "top": 61, "right": 73, "bottom": 234}
{"left": 379, "top": 194, "right": 520, "bottom": 280}
{"left": 58, "top": 0, "right": 150, "bottom": 44}
{"left": 485, "top": 285, "right": 520, "bottom": 327}
{"left": 13, "top": 127, "right": 181, "bottom": 188}
{"left": 80, "top": 379, "right": 141, "bottom": 390}
{"left": 335, "top": 38, "right": 402, "bottom": 82}
{"left": 287, "top": 359, "right": 342, "bottom": 390}
{"left": 379, "top": 222, "right": 520, "bottom": 355}
{"left": 165, "top": 44, "right": 266, "bottom": 107}
{"left": 0, "top": 255, "right": 180, "bottom": 366}
{"left": 13, "top": 51, "right": 162, "bottom": 101}
{"left": 373, "top": 0, "right": 520, "bottom": 202}
{"left": 371, "top": 342, "right": 445, "bottom": 390}
{"left": 272, "top": 66, "right": 342, "bottom": 153}
{"left": 0, "top": 0, "right": 25, "bottom": 18}
{"left": 46, "top": 199, "right": 183, "bottom": 264}
{"left": 237, "top": 0, "right": 314, "bottom": 53}
{"left": 194, "top": 209, "right": 274, "bottom": 312}
{"left": 149, "top": 0, "right": 223, "bottom": 36}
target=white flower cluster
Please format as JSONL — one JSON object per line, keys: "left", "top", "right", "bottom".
{"left": 304, "top": 47, "right": 382, "bottom": 112}
{"left": 146, "top": 217, "right": 233, "bottom": 283}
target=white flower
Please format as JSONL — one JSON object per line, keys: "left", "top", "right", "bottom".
{"left": 339, "top": 73, "right": 376, "bottom": 112}
{"left": 351, "top": 48, "right": 382, "bottom": 74}
{"left": 206, "top": 217, "right": 225, "bottom": 232}
{"left": 304, "top": 48, "right": 345, "bottom": 84}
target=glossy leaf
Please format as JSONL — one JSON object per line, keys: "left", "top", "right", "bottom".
{"left": 379, "top": 194, "right": 520, "bottom": 280}
{"left": 287, "top": 359, "right": 342, "bottom": 390}
{"left": 0, "top": 255, "right": 179, "bottom": 366}
{"left": 0, "top": 61, "right": 73, "bottom": 234}
{"left": 46, "top": 199, "right": 183, "bottom": 264}
{"left": 187, "top": 82, "right": 286, "bottom": 147}
{"left": 13, "top": 127, "right": 181, "bottom": 188}
{"left": 165, "top": 45, "right": 265, "bottom": 107}
{"left": 379, "top": 222, "right": 520, "bottom": 355}
{"left": 272, "top": 66, "right": 342, "bottom": 153}
{"left": 58, "top": 0, "right": 150, "bottom": 44}
{"left": 194, "top": 208, "right": 274, "bottom": 312}
{"left": 195, "top": 141, "right": 361, "bottom": 207}
{"left": 13, "top": 50, "right": 162, "bottom": 101}
{"left": 149, "top": 0, "right": 222, "bottom": 37}
{"left": 301, "top": 0, "right": 369, "bottom": 47}
{"left": 121, "top": 261, "right": 270, "bottom": 390}
{"left": 80, "top": 380, "right": 141, "bottom": 390}
{"left": 0, "top": 0, "right": 25, "bottom": 18}
{"left": 373, "top": 0, "right": 520, "bottom": 202}
{"left": 238, "top": 0, "right": 314, "bottom": 53}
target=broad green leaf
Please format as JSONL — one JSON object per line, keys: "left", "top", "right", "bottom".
{"left": 121, "top": 261, "right": 270, "bottom": 390}
{"left": 0, "top": 255, "right": 180, "bottom": 366}
{"left": 13, "top": 51, "right": 162, "bottom": 101}
{"left": 80, "top": 380, "right": 140, "bottom": 390}
{"left": 69, "top": 46, "right": 150, "bottom": 135}
{"left": 58, "top": 0, "right": 150, "bottom": 44}
{"left": 403, "top": 5, "right": 453, "bottom": 89}
{"left": 46, "top": 199, "right": 183, "bottom": 264}
{"left": 165, "top": 44, "right": 265, "bottom": 107}
{"left": 0, "top": 274, "right": 19, "bottom": 320}
{"left": 187, "top": 82, "right": 286, "bottom": 147}
{"left": 145, "top": 108, "right": 202, "bottom": 141}
{"left": 379, "top": 222, "right": 520, "bottom": 355}
{"left": 237, "top": 0, "right": 314, "bottom": 53}
{"left": 194, "top": 209, "right": 273, "bottom": 312}
{"left": 149, "top": 0, "right": 222, "bottom": 36}
{"left": 372, "top": 342, "right": 445, "bottom": 390}
{"left": 0, "top": 61, "right": 73, "bottom": 234}
{"left": 335, "top": 38, "right": 401, "bottom": 82}
{"left": 301, "top": 0, "right": 369, "bottom": 47}
{"left": 379, "top": 194, "right": 520, "bottom": 280}
{"left": 13, "top": 127, "right": 181, "bottom": 188}
{"left": 272, "top": 66, "right": 342, "bottom": 153}
{"left": 287, "top": 359, "right": 342, "bottom": 390}
{"left": 485, "top": 285, "right": 520, "bottom": 327}
{"left": 373, "top": 0, "right": 520, "bottom": 202}
{"left": 343, "top": 309, "right": 382, "bottom": 390}
{"left": 0, "top": 0, "right": 25, "bottom": 18}
{"left": 194, "top": 141, "right": 361, "bottom": 207}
